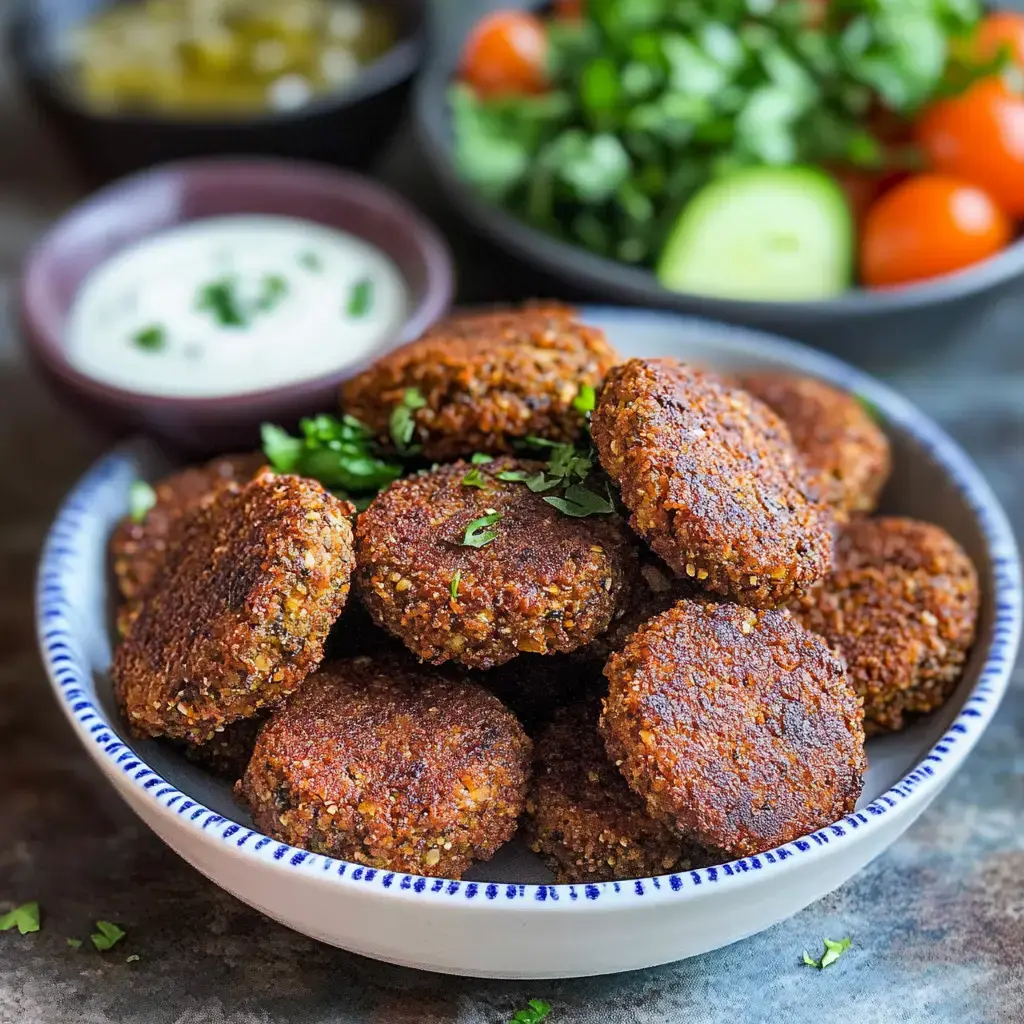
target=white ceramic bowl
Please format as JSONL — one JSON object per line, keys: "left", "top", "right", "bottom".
{"left": 36, "top": 307, "right": 1021, "bottom": 979}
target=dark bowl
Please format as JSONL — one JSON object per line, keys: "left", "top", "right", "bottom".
{"left": 19, "top": 157, "right": 454, "bottom": 453}
{"left": 413, "top": 0, "right": 1024, "bottom": 362}
{"left": 8, "top": 0, "right": 425, "bottom": 182}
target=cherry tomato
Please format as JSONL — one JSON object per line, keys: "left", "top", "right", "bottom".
{"left": 974, "top": 11, "right": 1024, "bottom": 65}
{"left": 860, "top": 174, "right": 1011, "bottom": 288}
{"left": 915, "top": 77, "right": 1024, "bottom": 217}
{"left": 460, "top": 11, "right": 548, "bottom": 98}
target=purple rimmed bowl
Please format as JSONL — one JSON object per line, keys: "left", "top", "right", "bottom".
{"left": 19, "top": 156, "right": 455, "bottom": 454}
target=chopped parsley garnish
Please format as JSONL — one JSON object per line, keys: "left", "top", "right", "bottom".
{"left": 298, "top": 250, "right": 323, "bottom": 272}
{"left": 572, "top": 383, "right": 596, "bottom": 414}
{"left": 389, "top": 388, "right": 428, "bottom": 452}
{"left": 254, "top": 273, "right": 289, "bottom": 312}
{"left": 508, "top": 437, "right": 615, "bottom": 517}
{"left": 91, "top": 921, "right": 126, "bottom": 952}
{"left": 470, "top": 453, "right": 494, "bottom": 465}
{"left": 802, "top": 936, "right": 851, "bottom": 970}
{"left": 128, "top": 480, "right": 157, "bottom": 524}
{"left": 195, "top": 277, "right": 247, "bottom": 327}
{"left": 347, "top": 277, "right": 374, "bottom": 318}
{"left": 450, "top": 569, "right": 462, "bottom": 601}
{"left": 66, "top": 938, "right": 82, "bottom": 948}
{"left": 125, "top": 954, "right": 140, "bottom": 963}
{"left": 544, "top": 483, "right": 615, "bottom": 517}
{"left": 261, "top": 415, "right": 402, "bottom": 503}
{"left": 132, "top": 324, "right": 166, "bottom": 352}
{"left": 461, "top": 467, "right": 489, "bottom": 489}
{"left": 0, "top": 902, "right": 40, "bottom": 935}
{"left": 510, "top": 999, "right": 552, "bottom": 1024}
{"left": 462, "top": 509, "right": 501, "bottom": 548}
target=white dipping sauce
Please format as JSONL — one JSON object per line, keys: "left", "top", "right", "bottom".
{"left": 65, "top": 214, "right": 408, "bottom": 397}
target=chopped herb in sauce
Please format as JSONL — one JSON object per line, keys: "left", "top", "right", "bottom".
{"left": 91, "top": 920, "right": 126, "bottom": 951}
{"left": 462, "top": 509, "right": 501, "bottom": 548}
{"left": 195, "top": 276, "right": 247, "bottom": 327}
{"left": 0, "top": 902, "right": 40, "bottom": 935}
{"left": 298, "top": 250, "right": 323, "bottom": 272}
{"left": 132, "top": 324, "right": 166, "bottom": 352}
{"left": 802, "top": 936, "right": 851, "bottom": 969}
{"left": 450, "top": 569, "right": 462, "bottom": 601}
{"left": 347, "top": 277, "right": 374, "bottom": 318}
{"left": 389, "top": 387, "right": 427, "bottom": 451}
{"left": 254, "top": 273, "right": 289, "bottom": 312}
{"left": 128, "top": 481, "right": 157, "bottom": 524}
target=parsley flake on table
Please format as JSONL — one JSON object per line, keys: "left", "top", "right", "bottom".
{"left": 450, "top": 569, "right": 462, "bottom": 601}
{"left": 128, "top": 480, "right": 157, "bottom": 524}
{"left": 132, "top": 324, "right": 166, "bottom": 352}
{"left": 509, "top": 999, "right": 552, "bottom": 1024}
{"left": 91, "top": 921, "right": 126, "bottom": 951}
{"left": 461, "top": 467, "right": 489, "bottom": 489}
{"left": 0, "top": 902, "right": 40, "bottom": 935}
{"left": 802, "top": 936, "right": 851, "bottom": 969}
{"left": 572, "top": 383, "right": 596, "bottom": 414}
{"left": 462, "top": 509, "right": 502, "bottom": 548}
{"left": 389, "top": 388, "right": 428, "bottom": 451}
{"left": 347, "top": 277, "right": 375, "bottom": 318}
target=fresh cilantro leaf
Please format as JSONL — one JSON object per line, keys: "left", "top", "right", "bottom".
{"left": 509, "top": 999, "right": 552, "bottom": 1024}
{"left": 0, "top": 902, "right": 40, "bottom": 935}
{"left": 544, "top": 483, "right": 615, "bottom": 517}
{"left": 802, "top": 936, "right": 851, "bottom": 969}
{"left": 346, "top": 277, "right": 374, "bottom": 318}
{"left": 298, "top": 250, "right": 323, "bottom": 272}
{"left": 254, "top": 274, "right": 289, "bottom": 312}
{"left": 128, "top": 480, "right": 157, "bottom": 524}
{"left": 125, "top": 954, "right": 140, "bottom": 963}
{"left": 389, "top": 388, "right": 428, "bottom": 451}
{"left": 471, "top": 453, "right": 494, "bottom": 464}
{"left": 497, "top": 469, "right": 529, "bottom": 482}
{"left": 132, "top": 325, "right": 166, "bottom": 352}
{"left": 261, "top": 423, "right": 304, "bottom": 474}
{"left": 67, "top": 938, "right": 82, "bottom": 948}
{"left": 91, "top": 921, "right": 126, "bottom": 951}
{"left": 450, "top": 569, "right": 462, "bottom": 601}
{"left": 461, "top": 467, "right": 489, "bottom": 489}
{"left": 572, "top": 383, "right": 596, "bottom": 414}
{"left": 195, "top": 277, "right": 247, "bottom": 327}
{"left": 462, "top": 509, "right": 501, "bottom": 548}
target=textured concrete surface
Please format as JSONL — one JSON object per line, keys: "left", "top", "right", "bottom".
{"left": 2, "top": 17, "right": 1023, "bottom": 1023}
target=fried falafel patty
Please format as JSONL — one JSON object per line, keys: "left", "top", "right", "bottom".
{"left": 602, "top": 600, "right": 866, "bottom": 857}
{"left": 339, "top": 304, "right": 618, "bottom": 459}
{"left": 526, "top": 702, "right": 712, "bottom": 882}
{"left": 237, "top": 657, "right": 532, "bottom": 878}
{"left": 110, "top": 453, "right": 265, "bottom": 631}
{"left": 113, "top": 471, "right": 355, "bottom": 744}
{"left": 739, "top": 373, "right": 891, "bottom": 516}
{"left": 792, "top": 516, "right": 979, "bottom": 735}
{"left": 591, "top": 360, "right": 833, "bottom": 607}
{"left": 355, "top": 458, "right": 638, "bottom": 669}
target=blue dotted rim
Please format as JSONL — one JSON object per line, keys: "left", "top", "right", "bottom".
{"left": 35, "top": 308, "right": 1022, "bottom": 909}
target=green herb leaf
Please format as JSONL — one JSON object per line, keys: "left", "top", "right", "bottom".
{"left": 0, "top": 902, "right": 40, "bottom": 935}
{"left": 91, "top": 921, "right": 125, "bottom": 951}
{"left": 450, "top": 569, "right": 462, "bottom": 601}
{"left": 125, "top": 954, "right": 140, "bottom": 963}
{"left": 802, "top": 936, "right": 851, "bottom": 969}
{"left": 254, "top": 274, "right": 289, "bottom": 312}
{"left": 346, "top": 277, "right": 374, "bottom": 319}
{"left": 854, "top": 393, "right": 882, "bottom": 423}
{"left": 544, "top": 483, "right": 615, "bottom": 517}
{"left": 509, "top": 999, "right": 552, "bottom": 1024}
{"left": 471, "top": 453, "right": 494, "bottom": 465}
{"left": 462, "top": 509, "right": 502, "bottom": 548}
{"left": 261, "top": 423, "right": 304, "bottom": 474}
{"left": 132, "top": 325, "right": 166, "bottom": 352}
{"left": 298, "top": 251, "right": 323, "bottom": 272}
{"left": 572, "top": 383, "right": 596, "bottom": 414}
{"left": 461, "top": 467, "right": 489, "bottom": 489}
{"left": 66, "top": 938, "right": 82, "bottom": 948}
{"left": 128, "top": 481, "right": 157, "bottom": 524}
{"left": 389, "top": 388, "right": 428, "bottom": 451}
{"left": 196, "top": 277, "right": 247, "bottom": 328}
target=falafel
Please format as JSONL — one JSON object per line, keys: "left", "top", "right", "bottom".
{"left": 112, "top": 470, "right": 355, "bottom": 744}
{"left": 237, "top": 656, "right": 532, "bottom": 878}
{"left": 339, "top": 304, "right": 617, "bottom": 459}
{"left": 591, "top": 359, "right": 833, "bottom": 607}
{"left": 355, "top": 458, "right": 638, "bottom": 669}
{"left": 739, "top": 372, "right": 891, "bottom": 516}
{"left": 602, "top": 600, "right": 866, "bottom": 858}
{"left": 792, "top": 516, "right": 979, "bottom": 734}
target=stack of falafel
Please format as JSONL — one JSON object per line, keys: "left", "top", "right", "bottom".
{"left": 110, "top": 303, "right": 979, "bottom": 883}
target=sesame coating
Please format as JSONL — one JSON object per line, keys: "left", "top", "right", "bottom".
{"left": 601, "top": 600, "right": 866, "bottom": 858}
{"left": 339, "top": 303, "right": 618, "bottom": 459}
{"left": 591, "top": 359, "right": 834, "bottom": 607}
{"left": 112, "top": 471, "right": 355, "bottom": 744}
{"left": 354, "top": 458, "right": 638, "bottom": 669}
{"left": 526, "top": 701, "right": 714, "bottom": 883}
{"left": 110, "top": 453, "right": 265, "bottom": 633}
{"left": 739, "top": 373, "right": 891, "bottom": 517}
{"left": 236, "top": 657, "right": 532, "bottom": 879}
{"left": 792, "top": 517, "right": 980, "bottom": 735}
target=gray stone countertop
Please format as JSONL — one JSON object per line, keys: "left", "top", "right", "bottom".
{"left": 1, "top": 29, "right": 1023, "bottom": 1024}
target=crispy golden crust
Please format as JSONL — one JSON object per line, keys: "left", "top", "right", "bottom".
{"left": 112, "top": 471, "right": 355, "bottom": 744}
{"left": 526, "top": 701, "right": 713, "bottom": 882}
{"left": 792, "top": 517, "right": 979, "bottom": 734}
{"left": 591, "top": 360, "right": 833, "bottom": 607}
{"left": 182, "top": 715, "right": 265, "bottom": 780}
{"left": 237, "top": 657, "right": 532, "bottom": 878}
{"left": 602, "top": 600, "right": 866, "bottom": 857}
{"left": 339, "top": 304, "right": 618, "bottom": 459}
{"left": 110, "top": 453, "right": 265, "bottom": 632}
{"left": 354, "top": 458, "right": 638, "bottom": 669}
{"left": 739, "top": 373, "right": 891, "bottom": 517}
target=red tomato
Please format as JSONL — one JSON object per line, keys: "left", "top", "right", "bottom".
{"left": 460, "top": 11, "right": 548, "bottom": 98}
{"left": 860, "top": 175, "right": 1011, "bottom": 288}
{"left": 915, "top": 77, "right": 1024, "bottom": 217}
{"left": 974, "top": 11, "right": 1024, "bottom": 65}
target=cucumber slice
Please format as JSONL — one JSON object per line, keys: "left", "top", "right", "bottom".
{"left": 657, "top": 166, "right": 854, "bottom": 301}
